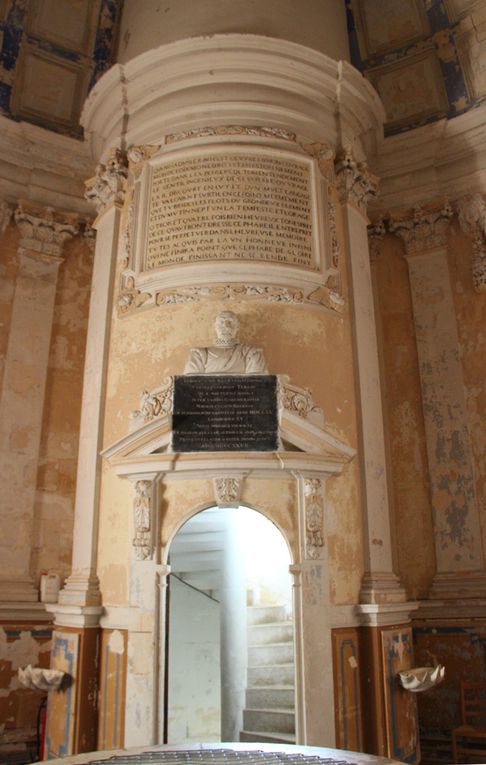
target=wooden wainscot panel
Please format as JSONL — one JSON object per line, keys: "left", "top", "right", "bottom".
{"left": 381, "top": 626, "right": 419, "bottom": 764}
{"left": 332, "top": 628, "right": 363, "bottom": 752}
{"left": 98, "top": 629, "right": 127, "bottom": 750}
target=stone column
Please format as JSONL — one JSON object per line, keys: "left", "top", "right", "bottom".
{"left": 0, "top": 202, "right": 78, "bottom": 604}
{"left": 335, "top": 148, "right": 406, "bottom": 607}
{"left": 53, "top": 149, "right": 128, "bottom": 617}
{"left": 390, "top": 204, "right": 486, "bottom": 599}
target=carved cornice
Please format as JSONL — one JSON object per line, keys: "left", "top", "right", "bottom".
{"left": 456, "top": 193, "right": 486, "bottom": 293}
{"left": 335, "top": 146, "right": 379, "bottom": 213}
{"left": 84, "top": 148, "right": 128, "bottom": 213}
{"left": 132, "top": 479, "right": 153, "bottom": 561}
{"left": 14, "top": 201, "right": 79, "bottom": 258}
{"left": 213, "top": 477, "right": 242, "bottom": 506}
{"left": 0, "top": 199, "right": 12, "bottom": 234}
{"left": 388, "top": 202, "right": 453, "bottom": 256}
{"left": 303, "top": 477, "right": 324, "bottom": 560}
{"left": 165, "top": 126, "right": 296, "bottom": 144}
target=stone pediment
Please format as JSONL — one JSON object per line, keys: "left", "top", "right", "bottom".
{"left": 102, "top": 375, "right": 355, "bottom": 479}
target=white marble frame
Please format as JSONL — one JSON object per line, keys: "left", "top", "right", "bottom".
{"left": 128, "top": 136, "right": 331, "bottom": 295}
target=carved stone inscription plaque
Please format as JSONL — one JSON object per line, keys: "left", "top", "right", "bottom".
{"left": 145, "top": 152, "right": 315, "bottom": 271}
{"left": 172, "top": 375, "right": 279, "bottom": 452}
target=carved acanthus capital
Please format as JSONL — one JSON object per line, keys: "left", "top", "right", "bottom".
{"left": 85, "top": 148, "right": 128, "bottom": 213}
{"left": 368, "top": 219, "right": 386, "bottom": 262}
{"left": 14, "top": 201, "right": 79, "bottom": 258}
{"left": 133, "top": 479, "right": 153, "bottom": 561}
{"left": 0, "top": 199, "right": 12, "bottom": 234}
{"left": 213, "top": 477, "right": 242, "bottom": 506}
{"left": 303, "top": 477, "right": 324, "bottom": 560}
{"left": 456, "top": 193, "right": 486, "bottom": 293}
{"left": 335, "top": 146, "right": 379, "bottom": 213}
{"left": 388, "top": 202, "right": 453, "bottom": 256}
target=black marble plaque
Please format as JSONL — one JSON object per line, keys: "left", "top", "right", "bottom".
{"left": 172, "top": 375, "right": 279, "bottom": 452}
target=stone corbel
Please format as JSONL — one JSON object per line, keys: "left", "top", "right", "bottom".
{"left": 456, "top": 193, "right": 486, "bottom": 292}
{"left": 388, "top": 201, "right": 453, "bottom": 256}
{"left": 213, "top": 476, "right": 243, "bottom": 507}
{"left": 335, "top": 146, "right": 379, "bottom": 214}
{"left": 14, "top": 201, "right": 79, "bottom": 259}
{"left": 84, "top": 148, "right": 128, "bottom": 214}
{"left": 303, "top": 477, "right": 325, "bottom": 560}
{"left": 132, "top": 478, "right": 156, "bottom": 561}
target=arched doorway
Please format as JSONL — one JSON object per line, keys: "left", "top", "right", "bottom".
{"left": 166, "top": 505, "right": 294, "bottom": 744}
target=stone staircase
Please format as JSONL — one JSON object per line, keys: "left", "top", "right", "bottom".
{"left": 240, "top": 605, "right": 296, "bottom": 744}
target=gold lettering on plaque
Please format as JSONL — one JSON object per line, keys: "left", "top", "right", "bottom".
{"left": 145, "top": 153, "right": 315, "bottom": 270}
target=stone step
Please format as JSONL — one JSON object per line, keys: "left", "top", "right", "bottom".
{"left": 239, "top": 730, "right": 296, "bottom": 744}
{"left": 246, "top": 686, "right": 295, "bottom": 710}
{"left": 248, "top": 622, "right": 294, "bottom": 645}
{"left": 243, "top": 708, "right": 295, "bottom": 734}
{"left": 247, "top": 664, "right": 294, "bottom": 687}
{"left": 247, "top": 605, "right": 287, "bottom": 625}
{"left": 248, "top": 642, "right": 294, "bottom": 666}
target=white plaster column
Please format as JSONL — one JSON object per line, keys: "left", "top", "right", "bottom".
{"left": 296, "top": 475, "right": 335, "bottom": 746}
{"left": 53, "top": 150, "right": 128, "bottom": 617}
{"left": 219, "top": 507, "right": 247, "bottom": 742}
{"left": 336, "top": 149, "right": 406, "bottom": 606}
{"left": 0, "top": 203, "right": 78, "bottom": 603}
{"left": 390, "top": 204, "right": 486, "bottom": 599}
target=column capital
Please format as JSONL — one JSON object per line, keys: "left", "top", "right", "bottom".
{"left": 85, "top": 148, "right": 128, "bottom": 214}
{"left": 388, "top": 201, "right": 453, "bottom": 256}
{"left": 335, "top": 146, "right": 379, "bottom": 214}
{"left": 456, "top": 192, "right": 486, "bottom": 293}
{"left": 14, "top": 200, "right": 79, "bottom": 259}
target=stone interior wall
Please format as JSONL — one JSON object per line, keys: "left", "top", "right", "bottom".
{"left": 373, "top": 220, "right": 486, "bottom": 599}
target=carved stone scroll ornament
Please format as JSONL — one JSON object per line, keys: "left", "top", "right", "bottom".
{"left": 335, "top": 146, "right": 379, "bottom": 213}
{"left": 14, "top": 202, "right": 79, "bottom": 258}
{"left": 165, "top": 126, "right": 296, "bottom": 144}
{"left": 279, "top": 377, "right": 324, "bottom": 427}
{"left": 388, "top": 202, "right": 453, "bottom": 256}
{"left": 84, "top": 148, "right": 128, "bottom": 213}
{"left": 303, "top": 478, "right": 324, "bottom": 559}
{"left": 133, "top": 480, "right": 153, "bottom": 560}
{"left": 213, "top": 477, "right": 242, "bottom": 506}
{"left": 456, "top": 193, "right": 486, "bottom": 292}
{"left": 129, "top": 377, "right": 174, "bottom": 430}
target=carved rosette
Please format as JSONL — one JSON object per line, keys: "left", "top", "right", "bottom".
{"left": 213, "top": 477, "right": 242, "bottom": 506}
{"left": 133, "top": 480, "right": 153, "bottom": 560}
{"left": 456, "top": 193, "right": 486, "bottom": 293}
{"left": 303, "top": 478, "right": 324, "bottom": 560}
{"left": 0, "top": 199, "right": 12, "bottom": 234}
{"left": 368, "top": 219, "right": 386, "bottom": 262}
{"left": 335, "top": 147, "right": 379, "bottom": 213}
{"left": 85, "top": 148, "right": 128, "bottom": 213}
{"left": 14, "top": 202, "right": 79, "bottom": 258}
{"left": 388, "top": 202, "right": 453, "bottom": 256}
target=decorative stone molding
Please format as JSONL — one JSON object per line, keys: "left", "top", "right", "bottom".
{"left": 129, "top": 378, "right": 174, "bottom": 430}
{"left": 302, "top": 142, "right": 335, "bottom": 181}
{"left": 328, "top": 201, "right": 340, "bottom": 270}
{"left": 279, "top": 377, "right": 324, "bottom": 427}
{"left": 335, "top": 147, "right": 379, "bottom": 213}
{"left": 84, "top": 148, "right": 128, "bottom": 213}
{"left": 456, "top": 193, "right": 486, "bottom": 292}
{"left": 0, "top": 198, "right": 12, "bottom": 234}
{"left": 303, "top": 477, "right": 324, "bottom": 560}
{"left": 14, "top": 201, "right": 79, "bottom": 258}
{"left": 132, "top": 480, "right": 153, "bottom": 560}
{"left": 156, "top": 284, "right": 306, "bottom": 306}
{"left": 165, "top": 126, "right": 296, "bottom": 144}
{"left": 127, "top": 144, "right": 161, "bottom": 179}
{"left": 368, "top": 220, "right": 386, "bottom": 262}
{"left": 388, "top": 202, "right": 453, "bottom": 256}
{"left": 118, "top": 270, "right": 151, "bottom": 314}
{"left": 213, "top": 477, "right": 242, "bottom": 506}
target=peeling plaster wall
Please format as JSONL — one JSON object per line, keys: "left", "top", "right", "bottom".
{"left": 0, "top": 624, "right": 52, "bottom": 759}
{"left": 32, "top": 235, "right": 93, "bottom": 582}
{"left": 372, "top": 234, "right": 435, "bottom": 599}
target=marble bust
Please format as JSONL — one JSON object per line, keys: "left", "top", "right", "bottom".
{"left": 184, "top": 310, "right": 268, "bottom": 374}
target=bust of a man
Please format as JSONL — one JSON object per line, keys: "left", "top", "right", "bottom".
{"left": 184, "top": 310, "right": 268, "bottom": 375}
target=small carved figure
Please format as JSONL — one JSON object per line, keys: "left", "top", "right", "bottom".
{"left": 184, "top": 310, "right": 268, "bottom": 374}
